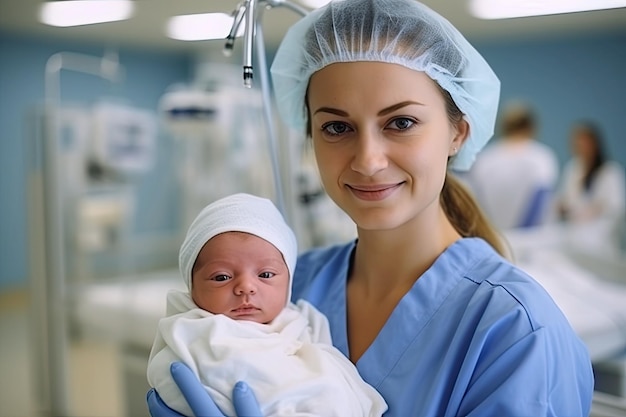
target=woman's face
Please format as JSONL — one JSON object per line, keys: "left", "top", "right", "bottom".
{"left": 307, "top": 62, "right": 467, "bottom": 231}
{"left": 191, "top": 232, "right": 289, "bottom": 324}
{"left": 571, "top": 129, "right": 596, "bottom": 165}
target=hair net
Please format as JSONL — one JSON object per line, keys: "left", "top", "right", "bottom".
{"left": 179, "top": 193, "right": 297, "bottom": 304}
{"left": 270, "top": 0, "right": 500, "bottom": 171}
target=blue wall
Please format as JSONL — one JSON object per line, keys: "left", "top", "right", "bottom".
{"left": 1, "top": 29, "right": 625, "bottom": 291}
{"left": 0, "top": 31, "right": 192, "bottom": 291}
{"left": 475, "top": 32, "right": 626, "bottom": 168}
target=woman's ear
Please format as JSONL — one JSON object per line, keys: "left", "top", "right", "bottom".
{"left": 450, "top": 117, "right": 470, "bottom": 156}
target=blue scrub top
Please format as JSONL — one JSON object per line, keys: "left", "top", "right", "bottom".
{"left": 292, "top": 237, "right": 594, "bottom": 417}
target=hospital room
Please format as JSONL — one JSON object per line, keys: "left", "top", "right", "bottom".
{"left": 1, "top": 0, "right": 626, "bottom": 416}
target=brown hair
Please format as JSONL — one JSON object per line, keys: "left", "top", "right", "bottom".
{"left": 439, "top": 86, "right": 509, "bottom": 258}
{"left": 500, "top": 103, "right": 536, "bottom": 137}
{"left": 571, "top": 120, "right": 607, "bottom": 192}
{"left": 441, "top": 173, "right": 509, "bottom": 258}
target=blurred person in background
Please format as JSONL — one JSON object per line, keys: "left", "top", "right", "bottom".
{"left": 556, "top": 120, "right": 626, "bottom": 255}
{"left": 463, "top": 102, "right": 559, "bottom": 230}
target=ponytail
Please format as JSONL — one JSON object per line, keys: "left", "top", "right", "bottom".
{"left": 441, "top": 173, "right": 511, "bottom": 260}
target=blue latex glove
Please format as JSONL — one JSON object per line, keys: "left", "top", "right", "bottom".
{"left": 147, "top": 362, "right": 262, "bottom": 417}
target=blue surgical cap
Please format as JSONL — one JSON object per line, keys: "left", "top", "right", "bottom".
{"left": 270, "top": 0, "right": 501, "bottom": 171}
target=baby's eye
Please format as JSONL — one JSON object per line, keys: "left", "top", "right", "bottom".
{"left": 211, "top": 274, "right": 231, "bottom": 282}
{"left": 258, "top": 272, "right": 275, "bottom": 279}
{"left": 387, "top": 117, "right": 416, "bottom": 131}
{"left": 321, "top": 122, "right": 352, "bottom": 136}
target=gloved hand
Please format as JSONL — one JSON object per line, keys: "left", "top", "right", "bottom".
{"left": 147, "top": 362, "right": 262, "bottom": 417}
{"left": 147, "top": 387, "right": 186, "bottom": 417}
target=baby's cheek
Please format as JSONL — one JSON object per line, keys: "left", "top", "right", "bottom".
{"left": 190, "top": 288, "right": 215, "bottom": 312}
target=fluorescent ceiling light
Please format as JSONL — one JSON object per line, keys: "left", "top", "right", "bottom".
{"left": 39, "top": 0, "right": 135, "bottom": 27}
{"left": 470, "top": 0, "right": 626, "bottom": 19}
{"left": 167, "top": 13, "right": 246, "bottom": 42}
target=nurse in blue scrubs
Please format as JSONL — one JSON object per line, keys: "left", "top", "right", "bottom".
{"left": 149, "top": 0, "right": 594, "bottom": 415}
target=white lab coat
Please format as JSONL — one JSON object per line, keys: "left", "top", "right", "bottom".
{"left": 464, "top": 139, "right": 559, "bottom": 230}
{"left": 557, "top": 159, "right": 626, "bottom": 255}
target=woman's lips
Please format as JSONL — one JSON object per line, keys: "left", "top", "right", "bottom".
{"left": 347, "top": 183, "right": 403, "bottom": 201}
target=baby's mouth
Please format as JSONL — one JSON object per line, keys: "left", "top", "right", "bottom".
{"left": 232, "top": 304, "right": 260, "bottom": 313}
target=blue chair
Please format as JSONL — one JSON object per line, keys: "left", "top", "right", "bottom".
{"left": 518, "top": 187, "right": 553, "bottom": 228}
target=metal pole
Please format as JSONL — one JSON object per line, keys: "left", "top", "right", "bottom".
{"left": 29, "top": 51, "right": 122, "bottom": 416}
{"left": 242, "top": 0, "right": 258, "bottom": 88}
{"left": 226, "top": 0, "right": 308, "bottom": 221}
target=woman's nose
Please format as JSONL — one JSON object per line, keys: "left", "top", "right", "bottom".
{"left": 350, "top": 133, "right": 388, "bottom": 176}
{"left": 234, "top": 276, "right": 257, "bottom": 295}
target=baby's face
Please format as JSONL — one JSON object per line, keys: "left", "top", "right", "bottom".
{"left": 191, "top": 232, "right": 289, "bottom": 324}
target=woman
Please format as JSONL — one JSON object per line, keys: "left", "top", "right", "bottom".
{"left": 149, "top": 0, "right": 594, "bottom": 415}
{"left": 557, "top": 121, "right": 626, "bottom": 254}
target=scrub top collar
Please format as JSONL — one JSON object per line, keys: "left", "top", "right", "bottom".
{"left": 305, "top": 238, "right": 489, "bottom": 387}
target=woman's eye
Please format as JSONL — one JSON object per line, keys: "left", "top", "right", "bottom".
{"left": 321, "top": 122, "right": 352, "bottom": 136}
{"left": 211, "top": 274, "right": 231, "bottom": 282}
{"left": 388, "top": 117, "right": 416, "bottom": 131}
{"left": 259, "top": 272, "right": 275, "bottom": 279}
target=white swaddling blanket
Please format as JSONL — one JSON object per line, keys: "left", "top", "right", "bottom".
{"left": 147, "top": 290, "right": 387, "bottom": 417}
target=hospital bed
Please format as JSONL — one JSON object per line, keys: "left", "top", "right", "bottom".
{"left": 515, "top": 248, "right": 626, "bottom": 361}
{"left": 69, "top": 225, "right": 626, "bottom": 416}
{"left": 72, "top": 269, "right": 184, "bottom": 348}
{"left": 504, "top": 225, "right": 626, "bottom": 362}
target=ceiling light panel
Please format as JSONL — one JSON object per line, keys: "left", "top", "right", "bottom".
{"left": 470, "top": 0, "right": 626, "bottom": 19}
{"left": 39, "top": 0, "right": 135, "bottom": 27}
{"left": 166, "top": 13, "right": 244, "bottom": 42}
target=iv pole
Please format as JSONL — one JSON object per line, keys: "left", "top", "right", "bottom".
{"left": 29, "top": 51, "right": 122, "bottom": 416}
{"left": 224, "top": 0, "right": 308, "bottom": 220}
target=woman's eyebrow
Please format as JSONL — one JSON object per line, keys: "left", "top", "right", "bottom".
{"left": 313, "top": 100, "right": 424, "bottom": 117}
{"left": 313, "top": 107, "right": 349, "bottom": 116}
{"left": 378, "top": 101, "right": 424, "bottom": 116}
